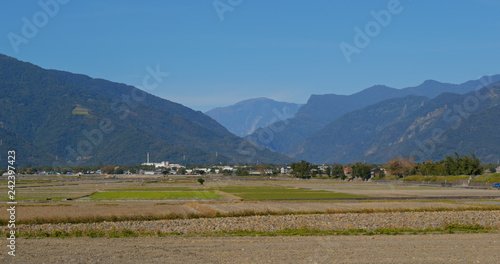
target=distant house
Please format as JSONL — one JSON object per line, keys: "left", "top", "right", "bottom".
{"left": 281, "top": 166, "right": 292, "bottom": 174}
{"left": 370, "top": 167, "right": 386, "bottom": 178}
{"left": 344, "top": 167, "right": 352, "bottom": 175}
{"left": 222, "top": 166, "right": 233, "bottom": 171}
{"left": 318, "top": 165, "right": 329, "bottom": 173}
{"left": 496, "top": 166, "right": 500, "bottom": 173}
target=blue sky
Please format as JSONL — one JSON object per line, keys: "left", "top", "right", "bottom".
{"left": 1, "top": 0, "right": 500, "bottom": 111}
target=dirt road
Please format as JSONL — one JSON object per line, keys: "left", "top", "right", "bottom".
{"left": 3, "top": 233, "right": 499, "bottom": 263}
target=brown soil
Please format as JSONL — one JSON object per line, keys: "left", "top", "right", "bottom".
{"left": 3, "top": 233, "right": 499, "bottom": 263}
{"left": 0, "top": 200, "right": 473, "bottom": 222}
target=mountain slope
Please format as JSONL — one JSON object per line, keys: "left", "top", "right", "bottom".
{"left": 0, "top": 54, "right": 292, "bottom": 166}
{"left": 287, "top": 95, "right": 429, "bottom": 163}
{"left": 205, "top": 98, "right": 302, "bottom": 137}
{"left": 247, "top": 75, "right": 500, "bottom": 154}
{"left": 288, "top": 82, "right": 500, "bottom": 164}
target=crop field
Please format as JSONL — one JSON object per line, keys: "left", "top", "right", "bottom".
{"left": 2, "top": 173, "right": 500, "bottom": 264}
{"left": 89, "top": 190, "right": 224, "bottom": 200}
{"left": 2, "top": 175, "right": 499, "bottom": 225}
{"left": 218, "top": 186, "right": 367, "bottom": 200}
{"left": 0, "top": 176, "right": 500, "bottom": 263}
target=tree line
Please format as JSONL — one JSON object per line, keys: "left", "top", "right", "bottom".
{"left": 387, "top": 153, "right": 483, "bottom": 178}
{"left": 289, "top": 153, "right": 489, "bottom": 180}
{"left": 2, "top": 153, "right": 492, "bottom": 178}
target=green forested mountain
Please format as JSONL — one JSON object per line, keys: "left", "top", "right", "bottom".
{"left": 286, "top": 95, "right": 429, "bottom": 163}
{"left": 0, "top": 54, "right": 292, "bottom": 166}
{"left": 288, "top": 82, "right": 500, "bottom": 164}
{"left": 247, "top": 75, "right": 500, "bottom": 154}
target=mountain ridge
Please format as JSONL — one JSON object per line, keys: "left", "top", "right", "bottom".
{"left": 205, "top": 97, "right": 302, "bottom": 137}
{"left": 247, "top": 74, "right": 500, "bottom": 154}
{"left": 0, "top": 54, "right": 293, "bottom": 166}
{"left": 287, "top": 82, "right": 500, "bottom": 164}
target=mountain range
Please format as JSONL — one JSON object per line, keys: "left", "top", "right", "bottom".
{"left": 288, "top": 85, "right": 500, "bottom": 164}
{"left": 2, "top": 53, "right": 499, "bottom": 167}
{"left": 246, "top": 75, "right": 500, "bottom": 155}
{"left": 205, "top": 98, "right": 301, "bottom": 137}
{"left": 240, "top": 75, "right": 500, "bottom": 164}
{"left": 0, "top": 54, "right": 292, "bottom": 167}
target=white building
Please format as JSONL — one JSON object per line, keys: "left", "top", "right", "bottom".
{"left": 281, "top": 166, "right": 292, "bottom": 174}
{"left": 141, "top": 153, "right": 184, "bottom": 169}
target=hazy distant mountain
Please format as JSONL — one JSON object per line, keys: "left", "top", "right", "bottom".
{"left": 247, "top": 75, "right": 500, "bottom": 154}
{"left": 288, "top": 82, "right": 500, "bottom": 164}
{"left": 0, "top": 54, "right": 293, "bottom": 166}
{"left": 206, "top": 98, "right": 302, "bottom": 137}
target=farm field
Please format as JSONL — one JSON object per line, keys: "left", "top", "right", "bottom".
{"left": 2, "top": 175, "right": 499, "bottom": 223}
{"left": 272, "top": 181, "right": 500, "bottom": 198}
{"left": 217, "top": 186, "right": 368, "bottom": 200}
{"left": 6, "top": 233, "right": 500, "bottom": 264}
{"left": 2, "top": 174, "right": 500, "bottom": 263}
{"left": 89, "top": 190, "right": 224, "bottom": 200}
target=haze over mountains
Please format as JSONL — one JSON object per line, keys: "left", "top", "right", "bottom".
{"left": 246, "top": 75, "right": 500, "bottom": 154}
{"left": 241, "top": 75, "right": 500, "bottom": 164}
{"left": 205, "top": 98, "right": 302, "bottom": 137}
{"left": 0, "top": 54, "right": 292, "bottom": 166}
{"left": 288, "top": 87, "right": 500, "bottom": 164}
{"left": 2, "top": 53, "right": 500, "bottom": 167}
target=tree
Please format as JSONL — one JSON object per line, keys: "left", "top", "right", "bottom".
{"left": 331, "top": 164, "right": 345, "bottom": 179}
{"left": 387, "top": 157, "right": 416, "bottom": 178}
{"left": 256, "top": 164, "right": 271, "bottom": 175}
{"left": 235, "top": 167, "right": 249, "bottom": 176}
{"left": 311, "top": 164, "right": 320, "bottom": 177}
{"left": 378, "top": 169, "right": 386, "bottom": 178}
{"left": 178, "top": 167, "right": 187, "bottom": 175}
{"left": 443, "top": 152, "right": 482, "bottom": 175}
{"left": 101, "top": 165, "right": 116, "bottom": 174}
{"left": 351, "top": 162, "right": 372, "bottom": 181}
{"left": 324, "top": 166, "right": 331, "bottom": 177}
{"left": 114, "top": 167, "right": 124, "bottom": 174}
{"left": 197, "top": 178, "right": 205, "bottom": 185}
{"left": 290, "top": 160, "right": 313, "bottom": 178}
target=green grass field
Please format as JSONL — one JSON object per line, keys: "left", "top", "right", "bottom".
{"left": 402, "top": 175, "right": 469, "bottom": 182}
{"left": 400, "top": 173, "right": 500, "bottom": 183}
{"left": 472, "top": 173, "right": 500, "bottom": 183}
{"left": 103, "top": 187, "right": 202, "bottom": 192}
{"left": 89, "top": 191, "right": 224, "bottom": 200}
{"left": 218, "top": 186, "right": 367, "bottom": 200}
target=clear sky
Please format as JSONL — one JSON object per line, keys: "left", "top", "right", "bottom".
{"left": 1, "top": 0, "right": 499, "bottom": 111}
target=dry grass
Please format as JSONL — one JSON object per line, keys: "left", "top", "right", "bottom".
{"left": 3, "top": 205, "right": 499, "bottom": 226}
